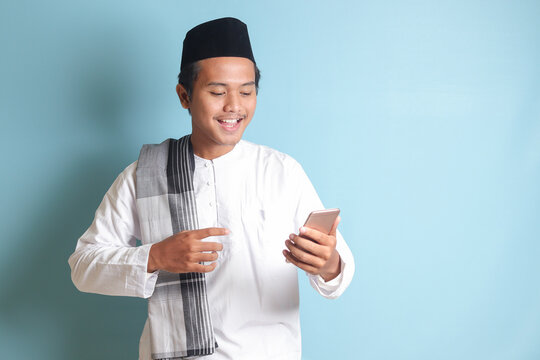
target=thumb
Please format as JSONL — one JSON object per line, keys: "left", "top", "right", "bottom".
{"left": 329, "top": 216, "right": 340, "bottom": 237}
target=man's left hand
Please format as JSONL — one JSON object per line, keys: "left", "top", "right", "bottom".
{"left": 283, "top": 216, "right": 341, "bottom": 282}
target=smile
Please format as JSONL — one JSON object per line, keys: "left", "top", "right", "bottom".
{"left": 217, "top": 117, "right": 243, "bottom": 131}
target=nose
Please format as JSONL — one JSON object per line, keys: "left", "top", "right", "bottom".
{"left": 223, "top": 92, "right": 241, "bottom": 113}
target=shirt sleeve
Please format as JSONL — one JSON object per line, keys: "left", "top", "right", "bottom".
{"left": 68, "top": 161, "right": 158, "bottom": 299}
{"left": 289, "top": 158, "right": 355, "bottom": 299}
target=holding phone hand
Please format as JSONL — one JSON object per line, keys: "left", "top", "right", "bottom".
{"left": 283, "top": 215, "right": 342, "bottom": 282}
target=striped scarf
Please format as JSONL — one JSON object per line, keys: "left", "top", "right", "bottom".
{"left": 136, "top": 135, "right": 217, "bottom": 359}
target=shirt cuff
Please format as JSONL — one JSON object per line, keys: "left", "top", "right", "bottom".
{"left": 137, "top": 243, "right": 159, "bottom": 298}
{"left": 308, "top": 258, "right": 346, "bottom": 299}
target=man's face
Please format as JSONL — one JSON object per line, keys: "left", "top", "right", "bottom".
{"left": 178, "top": 56, "right": 257, "bottom": 158}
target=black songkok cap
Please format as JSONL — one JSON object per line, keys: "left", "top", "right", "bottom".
{"left": 180, "top": 17, "right": 256, "bottom": 71}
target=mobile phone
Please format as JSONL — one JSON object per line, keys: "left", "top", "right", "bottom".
{"left": 303, "top": 208, "right": 340, "bottom": 234}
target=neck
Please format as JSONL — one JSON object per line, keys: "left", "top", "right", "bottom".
{"left": 190, "top": 136, "right": 236, "bottom": 160}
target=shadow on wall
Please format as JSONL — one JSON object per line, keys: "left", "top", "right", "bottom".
{"left": 0, "top": 31, "right": 147, "bottom": 359}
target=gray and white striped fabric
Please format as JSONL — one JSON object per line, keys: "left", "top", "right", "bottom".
{"left": 136, "top": 135, "right": 217, "bottom": 359}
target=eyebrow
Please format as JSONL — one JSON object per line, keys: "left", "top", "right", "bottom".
{"left": 206, "top": 81, "right": 255, "bottom": 87}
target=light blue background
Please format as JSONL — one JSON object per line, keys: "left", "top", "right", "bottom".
{"left": 1, "top": 1, "right": 539, "bottom": 359}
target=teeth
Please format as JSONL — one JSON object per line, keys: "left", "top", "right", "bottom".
{"left": 220, "top": 119, "right": 239, "bottom": 123}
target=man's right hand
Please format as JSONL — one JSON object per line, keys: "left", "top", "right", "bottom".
{"left": 147, "top": 228, "right": 228, "bottom": 273}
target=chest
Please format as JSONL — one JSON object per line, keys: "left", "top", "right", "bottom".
{"left": 193, "top": 159, "right": 295, "bottom": 262}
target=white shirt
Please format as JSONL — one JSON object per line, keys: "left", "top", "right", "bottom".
{"left": 68, "top": 140, "right": 354, "bottom": 360}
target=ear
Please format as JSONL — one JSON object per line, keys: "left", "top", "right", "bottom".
{"left": 176, "top": 84, "right": 190, "bottom": 109}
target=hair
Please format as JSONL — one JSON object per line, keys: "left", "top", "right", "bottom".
{"left": 178, "top": 60, "right": 261, "bottom": 100}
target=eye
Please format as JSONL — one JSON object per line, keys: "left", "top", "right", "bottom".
{"left": 210, "top": 91, "right": 225, "bottom": 96}
{"left": 241, "top": 92, "right": 253, "bottom": 96}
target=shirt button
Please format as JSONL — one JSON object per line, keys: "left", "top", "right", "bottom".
{"left": 206, "top": 181, "right": 211, "bottom": 186}
{"left": 209, "top": 202, "right": 213, "bottom": 207}
{"left": 204, "top": 162, "right": 209, "bottom": 168}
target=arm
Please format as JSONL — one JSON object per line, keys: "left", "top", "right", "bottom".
{"left": 284, "top": 159, "right": 355, "bottom": 299}
{"left": 68, "top": 162, "right": 228, "bottom": 298}
{"left": 68, "top": 162, "right": 158, "bottom": 298}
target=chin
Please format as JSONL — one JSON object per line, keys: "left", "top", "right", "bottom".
{"left": 217, "top": 136, "right": 242, "bottom": 147}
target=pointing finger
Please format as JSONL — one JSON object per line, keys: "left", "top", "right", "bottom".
{"left": 193, "top": 227, "right": 230, "bottom": 239}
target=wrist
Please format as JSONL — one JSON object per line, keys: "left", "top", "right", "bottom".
{"left": 147, "top": 244, "right": 160, "bottom": 273}
{"left": 320, "top": 250, "right": 341, "bottom": 282}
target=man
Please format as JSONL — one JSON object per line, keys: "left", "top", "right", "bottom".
{"left": 69, "top": 17, "right": 354, "bottom": 359}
